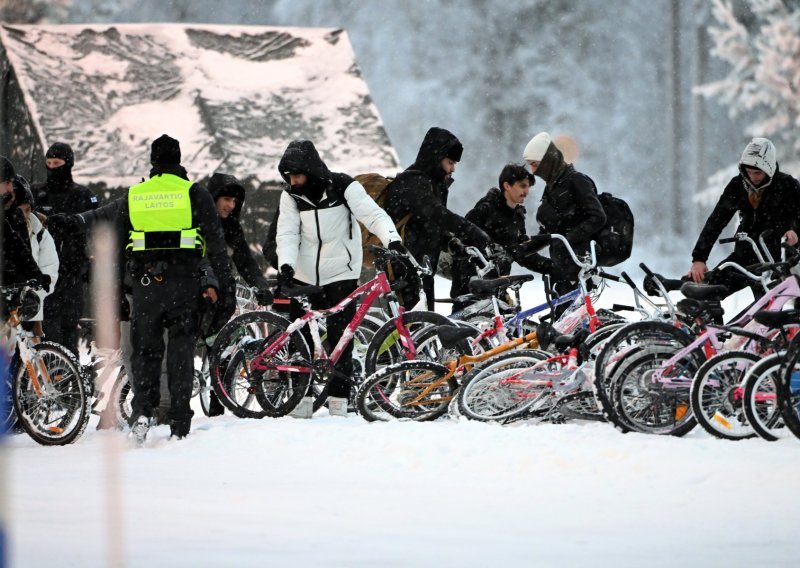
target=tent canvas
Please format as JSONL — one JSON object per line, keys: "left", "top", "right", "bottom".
{"left": 0, "top": 22, "right": 400, "bottom": 246}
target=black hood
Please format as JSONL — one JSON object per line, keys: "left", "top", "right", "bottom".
{"left": 408, "top": 127, "right": 463, "bottom": 181}
{"left": 277, "top": 140, "right": 332, "bottom": 187}
{"left": 208, "top": 173, "right": 245, "bottom": 219}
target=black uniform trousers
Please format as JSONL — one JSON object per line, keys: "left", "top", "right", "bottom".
{"left": 288, "top": 278, "right": 358, "bottom": 399}
{"left": 130, "top": 272, "right": 200, "bottom": 435}
{"left": 42, "top": 277, "right": 84, "bottom": 356}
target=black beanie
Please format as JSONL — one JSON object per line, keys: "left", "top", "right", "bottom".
{"left": 0, "top": 156, "right": 15, "bottom": 182}
{"left": 150, "top": 134, "right": 182, "bottom": 166}
{"left": 46, "top": 142, "right": 75, "bottom": 168}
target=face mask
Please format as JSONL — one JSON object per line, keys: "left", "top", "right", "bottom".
{"left": 46, "top": 165, "right": 72, "bottom": 188}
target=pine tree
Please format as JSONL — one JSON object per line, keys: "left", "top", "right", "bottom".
{"left": 695, "top": 0, "right": 800, "bottom": 203}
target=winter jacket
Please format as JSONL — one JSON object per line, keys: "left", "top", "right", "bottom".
{"left": 21, "top": 213, "right": 59, "bottom": 320}
{"left": 275, "top": 140, "right": 399, "bottom": 286}
{"left": 1, "top": 208, "right": 44, "bottom": 287}
{"left": 111, "top": 165, "right": 234, "bottom": 297}
{"left": 207, "top": 173, "right": 270, "bottom": 290}
{"left": 451, "top": 187, "right": 530, "bottom": 298}
{"left": 33, "top": 178, "right": 97, "bottom": 284}
{"left": 384, "top": 127, "right": 491, "bottom": 273}
{"left": 691, "top": 169, "right": 800, "bottom": 265}
{"left": 535, "top": 164, "right": 606, "bottom": 283}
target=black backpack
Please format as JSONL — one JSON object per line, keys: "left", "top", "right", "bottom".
{"left": 594, "top": 192, "right": 634, "bottom": 266}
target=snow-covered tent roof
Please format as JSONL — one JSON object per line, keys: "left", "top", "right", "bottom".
{"left": 0, "top": 23, "right": 400, "bottom": 190}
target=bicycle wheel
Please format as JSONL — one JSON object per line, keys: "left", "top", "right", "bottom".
{"left": 457, "top": 349, "right": 551, "bottom": 422}
{"left": 308, "top": 325, "right": 371, "bottom": 412}
{"left": 593, "top": 321, "right": 694, "bottom": 432}
{"left": 742, "top": 353, "right": 787, "bottom": 441}
{"left": 210, "top": 311, "right": 313, "bottom": 418}
{"left": 552, "top": 391, "right": 606, "bottom": 422}
{"left": 13, "top": 341, "right": 91, "bottom": 445}
{"left": 610, "top": 343, "right": 701, "bottom": 436}
{"left": 356, "top": 360, "right": 456, "bottom": 421}
{"left": 108, "top": 366, "right": 132, "bottom": 429}
{"left": 778, "top": 340, "right": 800, "bottom": 440}
{"left": 364, "top": 311, "right": 460, "bottom": 376}
{"left": 690, "top": 350, "right": 758, "bottom": 440}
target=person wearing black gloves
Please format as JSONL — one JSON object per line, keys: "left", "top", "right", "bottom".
{"left": 207, "top": 173, "right": 273, "bottom": 304}
{"left": 1, "top": 156, "right": 47, "bottom": 290}
{"left": 686, "top": 137, "right": 800, "bottom": 299}
{"left": 450, "top": 163, "right": 543, "bottom": 311}
{"left": 384, "top": 127, "right": 492, "bottom": 310}
{"left": 119, "top": 134, "right": 235, "bottom": 443}
{"left": 523, "top": 132, "right": 606, "bottom": 301}
{"left": 32, "top": 142, "right": 97, "bottom": 355}
{"left": 275, "top": 139, "right": 402, "bottom": 418}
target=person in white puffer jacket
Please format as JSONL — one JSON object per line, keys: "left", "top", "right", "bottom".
{"left": 275, "top": 139, "right": 405, "bottom": 418}
{"left": 13, "top": 175, "right": 59, "bottom": 328}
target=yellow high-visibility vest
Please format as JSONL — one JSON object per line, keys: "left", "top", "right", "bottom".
{"left": 127, "top": 174, "right": 205, "bottom": 254}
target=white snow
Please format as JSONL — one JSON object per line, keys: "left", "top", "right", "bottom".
{"left": 6, "top": 276, "right": 799, "bottom": 566}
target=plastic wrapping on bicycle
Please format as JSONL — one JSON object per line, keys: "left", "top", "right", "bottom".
{"left": 468, "top": 274, "right": 533, "bottom": 295}
{"left": 753, "top": 309, "right": 800, "bottom": 329}
{"left": 679, "top": 281, "right": 729, "bottom": 301}
{"left": 279, "top": 282, "right": 323, "bottom": 298}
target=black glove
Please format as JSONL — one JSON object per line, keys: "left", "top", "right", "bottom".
{"left": 47, "top": 213, "right": 82, "bottom": 232}
{"left": 207, "top": 292, "right": 236, "bottom": 337}
{"left": 36, "top": 274, "right": 52, "bottom": 293}
{"left": 470, "top": 227, "right": 492, "bottom": 250}
{"left": 279, "top": 264, "right": 295, "bottom": 284}
{"left": 255, "top": 287, "right": 274, "bottom": 306}
{"left": 388, "top": 240, "right": 409, "bottom": 255}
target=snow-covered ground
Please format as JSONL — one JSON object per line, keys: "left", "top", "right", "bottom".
{"left": 6, "top": 276, "right": 800, "bottom": 567}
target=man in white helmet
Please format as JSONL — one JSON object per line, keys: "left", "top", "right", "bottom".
{"left": 687, "top": 137, "right": 800, "bottom": 298}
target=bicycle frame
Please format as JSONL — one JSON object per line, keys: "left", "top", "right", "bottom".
{"left": 250, "top": 270, "right": 414, "bottom": 374}
{"left": 652, "top": 275, "right": 800, "bottom": 386}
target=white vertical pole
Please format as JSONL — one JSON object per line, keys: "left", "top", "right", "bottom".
{"left": 91, "top": 223, "right": 125, "bottom": 568}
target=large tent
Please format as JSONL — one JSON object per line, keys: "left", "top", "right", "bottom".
{"left": 0, "top": 22, "right": 400, "bottom": 246}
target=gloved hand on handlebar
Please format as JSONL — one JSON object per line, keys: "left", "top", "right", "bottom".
{"left": 278, "top": 264, "right": 295, "bottom": 285}
{"left": 255, "top": 287, "right": 274, "bottom": 306}
{"left": 388, "top": 240, "right": 410, "bottom": 256}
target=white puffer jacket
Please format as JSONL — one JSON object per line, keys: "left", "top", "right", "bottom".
{"left": 276, "top": 179, "right": 399, "bottom": 286}
{"left": 24, "top": 213, "right": 59, "bottom": 320}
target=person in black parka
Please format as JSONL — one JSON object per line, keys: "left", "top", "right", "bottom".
{"left": 384, "top": 127, "right": 491, "bottom": 310}
{"left": 687, "top": 137, "right": 800, "bottom": 298}
{"left": 450, "top": 163, "right": 542, "bottom": 309}
{"left": 32, "top": 142, "right": 98, "bottom": 355}
{"left": 523, "top": 132, "right": 606, "bottom": 298}
{"left": 1, "top": 156, "right": 46, "bottom": 289}
{"left": 207, "top": 173, "right": 272, "bottom": 301}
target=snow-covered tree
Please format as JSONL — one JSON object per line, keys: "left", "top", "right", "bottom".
{"left": 694, "top": 0, "right": 800, "bottom": 204}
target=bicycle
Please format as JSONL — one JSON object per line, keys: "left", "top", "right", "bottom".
{"left": 2, "top": 281, "right": 91, "bottom": 445}
{"left": 208, "top": 246, "right": 457, "bottom": 418}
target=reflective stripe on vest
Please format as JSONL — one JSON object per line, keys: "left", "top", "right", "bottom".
{"left": 127, "top": 174, "right": 205, "bottom": 254}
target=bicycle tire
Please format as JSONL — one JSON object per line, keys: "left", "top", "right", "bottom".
{"left": 457, "top": 349, "right": 551, "bottom": 422}
{"left": 742, "top": 353, "right": 786, "bottom": 441}
{"left": 552, "top": 391, "right": 606, "bottom": 422}
{"left": 356, "top": 360, "right": 456, "bottom": 421}
{"left": 593, "top": 321, "right": 694, "bottom": 433}
{"left": 689, "top": 350, "right": 758, "bottom": 440}
{"left": 778, "top": 338, "right": 800, "bottom": 440}
{"left": 363, "top": 311, "right": 460, "bottom": 377}
{"left": 108, "top": 366, "right": 132, "bottom": 429}
{"left": 13, "top": 341, "right": 91, "bottom": 446}
{"left": 210, "top": 311, "right": 313, "bottom": 418}
{"left": 610, "top": 343, "right": 701, "bottom": 436}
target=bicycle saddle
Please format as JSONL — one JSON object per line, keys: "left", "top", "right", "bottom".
{"left": 435, "top": 325, "right": 478, "bottom": 350}
{"left": 468, "top": 274, "right": 533, "bottom": 296}
{"left": 679, "top": 281, "right": 729, "bottom": 301}
{"left": 753, "top": 309, "right": 800, "bottom": 329}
